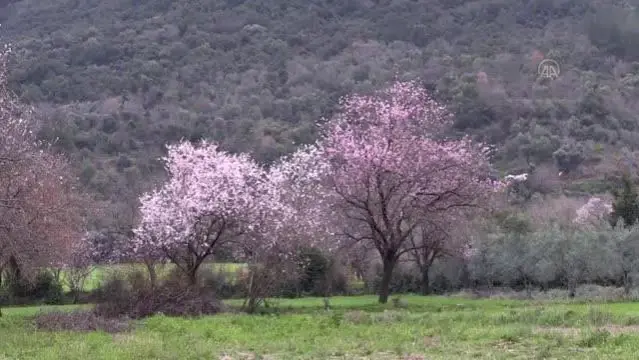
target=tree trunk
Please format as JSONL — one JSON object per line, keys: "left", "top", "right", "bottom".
{"left": 524, "top": 277, "right": 532, "bottom": 299}
{"left": 145, "top": 260, "right": 157, "bottom": 289}
{"left": 188, "top": 268, "right": 198, "bottom": 286}
{"left": 568, "top": 280, "right": 576, "bottom": 298}
{"left": 8, "top": 257, "right": 20, "bottom": 284}
{"left": 247, "top": 296, "right": 259, "bottom": 314}
{"left": 72, "top": 288, "right": 80, "bottom": 304}
{"left": 244, "top": 270, "right": 263, "bottom": 313}
{"left": 420, "top": 265, "right": 431, "bottom": 295}
{"left": 378, "top": 257, "right": 397, "bottom": 304}
{"left": 624, "top": 271, "right": 631, "bottom": 296}
{"left": 52, "top": 269, "right": 62, "bottom": 284}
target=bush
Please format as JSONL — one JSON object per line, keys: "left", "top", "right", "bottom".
{"left": 199, "top": 267, "right": 245, "bottom": 299}
{"left": 93, "top": 269, "right": 224, "bottom": 319}
{"left": 372, "top": 263, "right": 420, "bottom": 294}
{"left": 279, "top": 248, "right": 350, "bottom": 298}
{"left": 298, "top": 247, "right": 331, "bottom": 295}
{"left": 34, "top": 310, "right": 131, "bottom": 333}
{"left": 1, "top": 271, "right": 64, "bottom": 305}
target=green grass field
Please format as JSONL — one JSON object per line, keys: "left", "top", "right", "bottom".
{"left": 57, "top": 262, "right": 248, "bottom": 292}
{"left": 5, "top": 295, "right": 639, "bottom": 359}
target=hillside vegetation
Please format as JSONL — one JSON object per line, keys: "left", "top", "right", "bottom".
{"left": 2, "top": 0, "right": 639, "bottom": 215}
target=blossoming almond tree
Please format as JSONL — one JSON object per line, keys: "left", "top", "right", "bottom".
{"left": 266, "top": 144, "right": 339, "bottom": 250}
{"left": 133, "top": 140, "right": 275, "bottom": 285}
{"left": 227, "top": 145, "right": 339, "bottom": 311}
{"left": 317, "top": 81, "right": 501, "bottom": 303}
{"left": 574, "top": 197, "right": 613, "bottom": 228}
{"left": 0, "top": 44, "right": 87, "bottom": 315}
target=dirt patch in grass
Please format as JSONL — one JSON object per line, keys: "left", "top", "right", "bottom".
{"left": 600, "top": 325, "right": 639, "bottom": 334}
{"left": 535, "top": 325, "right": 639, "bottom": 336}
{"left": 34, "top": 310, "right": 132, "bottom": 333}
{"left": 534, "top": 326, "right": 581, "bottom": 336}
{"left": 492, "top": 339, "right": 520, "bottom": 350}
{"left": 220, "top": 353, "right": 428, "bottom": 360}
{"left": 423, "top": 335, "right": 440, "bottom": 347}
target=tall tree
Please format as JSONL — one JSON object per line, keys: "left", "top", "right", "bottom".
{"left": 132, "top": 140, "right": 279, "bottom": 285}
{"left": 611, "top": 174, "right": 639, "bottom": 227}
{"left": 406, "top": 219, "right": 472, "bottom": 295}
{"left": 0, "top": 45, "right": 86, "bottom": 315}
{"left": 316, "top": 81, "right": 501, "bottom": 303}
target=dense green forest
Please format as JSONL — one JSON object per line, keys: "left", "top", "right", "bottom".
{"left": 2, "top": 0, "right": 639, "bottom": 227}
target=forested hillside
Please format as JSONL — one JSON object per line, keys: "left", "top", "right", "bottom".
{"left": 2, "top": 0, "right": 639, "bottom": 222}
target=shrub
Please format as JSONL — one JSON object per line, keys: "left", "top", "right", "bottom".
{"left": 278, "top": 248, "right": 351, "bottom": 298}
{"left": 343, "top": 310, "right": 370, "bottom": 324}
{"left": 392, "top": 297, "right": 408, "bottom": 308}
{"left": 93, "top": 269, "right": 224, "bottom": 319}
{"left": 34, "top": 310, "right": 131, "bottom": 333}
{"left": 372, "top": 263, "right": 420, "bottom": 294}
{"left": 1, "top": 271, "right": 64, "bottom": 305}
{"left": 199, "top": 267, "right": 245, "bottom": 299}
{"left": 370, "top": 310, "right": 405, "bottom": 323}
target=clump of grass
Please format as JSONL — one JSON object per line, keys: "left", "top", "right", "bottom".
{"left": 578, "top": 329, "right": 610, "bottom": 347}
{"left": 323, "top": 297, "right": 331, "bottom": 310}
{"left": 343, "top": 310, "right": 370, "bottom": 324}
{"left": 537, "top": 309, "right": 577, "bottom": 326}
{"left": 587, "top": 307, "right": 613, "bottom": 326}
{"left": 404, "top": 355, "right": 426, "bottom": 360}
{"left": 621, "top": 315, "right": 639, "bottom": 325}
{"left": 392, "top": 297, "right": 408, "bottom": 308}
{"left": 492, "top": 309, "right": 542, "bottom": 325}
{"left": 535, "top": 345, "right": 553, "bottom": 359}
{"left": 498, "top": 326, "right": 532, "bottom": 343}
{"left": 371, "top": 310, "right": 405, "bottom": 323}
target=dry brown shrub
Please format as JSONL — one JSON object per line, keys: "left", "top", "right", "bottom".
{"left": 34, "top": 310, "right": 131, "bottom": 333}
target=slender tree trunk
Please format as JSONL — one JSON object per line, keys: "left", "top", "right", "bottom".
{"left": 52, "top": 268, "right": 62, "bottom": 284}
{"left": 378, "top": 257, "right": 397, "bottom": 304}
{"left": 8, "top": 257, "right": 20, "bottom": 284}
{"left": 524, "top": 277, "right": 532, "bottom": 299}
{"left": 247, "top": 296, "right": 261, "bottom": 314}
{"left": 420, "top": 265, "right": 431, "bottom": 296}
{"left": 624, "top": 271, "right": 631, "bottom": 296}
{"left": 568, "top": 279, "right": 576, "bottom": 298}
{"left": 243, "top": 270, "right": 254, "bottom": 312}
{"left": 145, "top": 260, "right": 157, "bottom": 289}
{"left": 72, "top": 287, "right": 80, "bottom": 304}
{"left": 244, "top": 270, "right": 263, "bottom": 313}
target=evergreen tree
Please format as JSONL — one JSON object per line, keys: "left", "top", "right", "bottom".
{"left": 611, "top": 174, "right": 639, "bottom": 227}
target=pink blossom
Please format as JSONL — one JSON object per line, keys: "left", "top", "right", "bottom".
{"left": 133, "top": 140, "right": 279, "bottom": 281}
{"left": 574, "top": 197, "right": 613, "bottom": 227}
{"left": 313, "top": 81, "right": 499, "bottom": 302}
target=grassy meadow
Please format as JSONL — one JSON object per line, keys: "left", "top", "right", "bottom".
{"left": 57, "top": 262, "right": 248, "bottom": 292}
{"left": 4, "top": 295, "right": 639, "bottom": 359}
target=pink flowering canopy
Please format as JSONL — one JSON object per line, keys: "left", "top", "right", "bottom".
{"left": 266, "top": 144, "right": 339, "bottom": 252}
{"left": 0, "top": 44, "right": 86, "bottom": 275}
{"left": 575, "top": 197, "right": 613, "bottom": 227}
{"left": 319, "top": 80, "right": 498, "bottom": 234}
{"left": 133, "top": 140, "right": 278, "bottom": 280}
{"left": 313, "top": 81, "right": 500, "bottom": 302}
